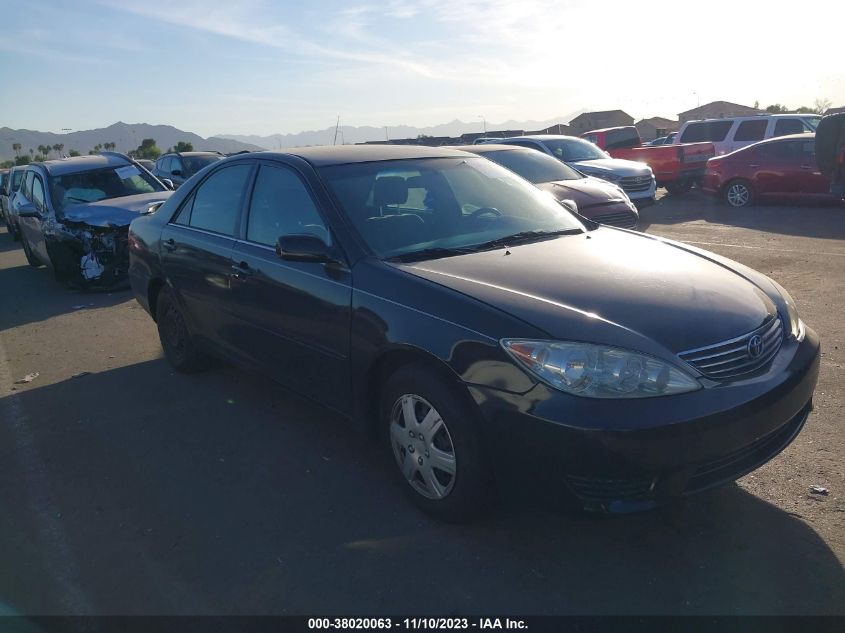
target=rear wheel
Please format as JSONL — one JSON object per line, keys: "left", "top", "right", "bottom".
{"left": 665, "top": 179, "right": 693, "bottom": 195}
{"left": 724, "top": 180, "right": 753, "bottom": 208}
{"left": 21, "top": 237, "right": 42, "bottom": 267}
{"left": 155, "top": 287, "right": 208, "bottom": 373}
{"left": 381, "top": 363, "right": 492, "bottom": 522}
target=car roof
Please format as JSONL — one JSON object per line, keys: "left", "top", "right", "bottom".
{"left": 163, "top": 151, "right": 223, "bottom": 157}
{"left": 253, "top": 145, "right": 474, "bottom": 167}
{"left": 685, "top": 114, "right": 821, "bottom": 124}
{"left": 29, "top": 154, "right": 133, "bottom": 176}
{"left": 504, "top": 135, "right": 583, "bottom": 142}
{"left": 446, "top": 144, "right": 525, "bottom": 154}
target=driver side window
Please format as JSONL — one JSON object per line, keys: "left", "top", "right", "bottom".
{"left": 31, "top": 175, "right": 46, "bottom": 212}
{"left": 246, "top": 164, "right": 329, "bottom": 247}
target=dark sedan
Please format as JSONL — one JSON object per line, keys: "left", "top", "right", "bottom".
{"left": 457, "top": 144, "right": 639, "bottom": 228}
{"left": 129, "top": 146, "right": 819, "bottom": 521}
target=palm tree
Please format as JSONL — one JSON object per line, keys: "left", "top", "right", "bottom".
{"left": 29, "top": 148, "right": 34, "bottom": 158}
{"left": 37, "top": 144, "right": 46, "bottom": 157}
{"left": 12, "top": 143, "right": 21, "bottom": 157}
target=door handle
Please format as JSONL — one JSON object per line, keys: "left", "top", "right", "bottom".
{"left": 230, "top": 261, "right": 252, "bottom": 279}
{"left": 748, "top": 164, "right": 760, "bottom": 168}
{"left": 163, "top": 238, "right": 176, "bottom": 251}
{"left": 800, "top": 165, "right": 812, "bottom": 170}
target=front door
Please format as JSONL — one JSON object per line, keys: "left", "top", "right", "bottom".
{"left": 228, "top": 162, "right": 352, "bottom": 413}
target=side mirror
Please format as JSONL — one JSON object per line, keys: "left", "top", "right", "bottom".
{"left": 161, "top": 178, "right": 175, "bottom": 190}
{"left": 16, "top": 202, "right": 40, "bottom": 218}
{"left": 276, "top": 233, "right": 336, "bottom": 263}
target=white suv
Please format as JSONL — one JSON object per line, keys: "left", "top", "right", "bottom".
{"left": 674, "top": 114, "right": 821, "bottom": 155}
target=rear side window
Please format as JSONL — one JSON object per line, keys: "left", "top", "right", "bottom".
{"left": 246, "top": 164, "right": 328, "bottom": 246}
{"left": 757, "top": 141, "right": 801, "bottom": 161}
{"left": 183, "top": 164, "right": 252, "bottom": 236}
{"left": 773, "top": 119, "right": 805, "bottom": 137}
{"left": 12, "top": 170, "right": 24, "bottom": 190}
{"left": 680, "top": 120, "right": 733, "bottom": 143}
{"left": 22, "top": 172, "right": 34, "bottom": 199}
{"left": 734, "top": 120, "right": 767, "bottom": 142}
{"left": 605, "top": 128, "right": 640, "bottom": 150}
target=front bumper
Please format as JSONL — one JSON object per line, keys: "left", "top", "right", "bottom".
{"left": 468, "top": 326, "right": 820, "bottom": 512}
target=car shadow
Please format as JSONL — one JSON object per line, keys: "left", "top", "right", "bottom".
{"left": 639, "top": 190, "right": 845, "bottom": 240}
{"left": 1, "top": 359, "right": 843, "bottom": 615}
{"left": 0, "top": 261, "right": 132, "bottom": 331}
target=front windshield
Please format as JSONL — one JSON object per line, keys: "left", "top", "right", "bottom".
{"left": 481, "top": 149, "right": 583, "bottom": 183}
{"left": 49, "top": 164, "right": 165, "bottom": 212}
{"left": 183, "top": 155, "right": 222, "bottom": 175}
{"left": 319, "top": 157, "right": 584, "bottom": 259}
{"left": 541, "top": 138, "right": 608, "bottom": 162}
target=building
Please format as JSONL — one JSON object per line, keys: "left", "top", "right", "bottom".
{"left": 635, "top": 117, "right": 679, "bottom": 141}
{"left": 678, "top": 101, "right": 763, "bottom": 124}
{"left": 568, "top": 110, "right": 634, "bottom": 134}
{"left": 525, "top": 123, "right": 571, "bottom": 135}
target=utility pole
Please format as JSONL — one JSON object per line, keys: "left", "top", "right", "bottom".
{"left": 478, "top": 115, "right": 487, "bottom": 133}
{"left": 333, "top": 116, "right": 340, "bottom": 146}
{"left": 385, "top": 126, "right": 389, "bottom": 141}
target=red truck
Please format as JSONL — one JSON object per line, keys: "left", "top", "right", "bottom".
{"left": 581, "top": 126, "right": 715, "bottom": 195}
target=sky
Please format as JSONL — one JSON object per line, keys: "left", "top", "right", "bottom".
{"left": 0, "top": 0, "right": 843, "bottom": 138}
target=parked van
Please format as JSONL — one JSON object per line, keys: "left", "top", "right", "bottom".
{"left": 674, "top": 114, "right": 822, "bottom": 155}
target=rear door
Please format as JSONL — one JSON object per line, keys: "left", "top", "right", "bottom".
{"left": 160, "top": 161, "right": 255, "bottom": 355}
{"left": 228, "top": 160, "right": 353, "bottom": 412}
{"left": 730, "top": 119, "right": 768, "bottom": 153}
{"left": 753, "top": 141, "right": 797, "bottom": 195}
{"left": 794, "top": 139, "right": 829, "bottom": 196}
{"left": 19, "top": 171, "right": 50, "bottom": 263}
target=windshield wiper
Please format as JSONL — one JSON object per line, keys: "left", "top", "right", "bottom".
{"left": 386, "top": 246, "right": 478, "bottom": 263}
{"left": 471, "top": 228, "right": 583, "bottom": 251}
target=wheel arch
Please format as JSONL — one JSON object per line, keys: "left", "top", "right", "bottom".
{"left": 147, "top": 277, "right": 167, "bottom": 322}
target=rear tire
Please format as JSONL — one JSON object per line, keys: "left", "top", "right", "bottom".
{"left": 724, "top": 180, "right": 753, "bottom": 208}
{"left": 155, "top": 286, "right": 208, "bottom": 373}
{"left": 665, "top": 179, "right": 693, "bottom": 195}
{"left": 380, "top": 363, "right": 492, "bottom": 522}
{"left": 21, "top": 237, "right": 42, "bottom": 267}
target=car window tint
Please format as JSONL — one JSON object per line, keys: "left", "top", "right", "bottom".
{"left": 31, "top": 175, "right": 46, "bottom": 212}
{"left": 734, "top": 120, "right": 767, "bottom": 142}
{"left": 605, "top": 128, "right": 639, "bottom": 149}
{"left": 680, "top": 120, "right": 733, "bottom": 143}
{"left": 247, "top": 165, "right": 328, "bottom": 246}
{"left": 757, "top": 141, "right": 800, "bottom": 161}
{"left": 188, "top": 164, "right": 252, "bottom": 236}
{"left": 800, "top": 141, "right": 816, "bottom": 165}
{"left": 773, "top": 119, "right": 803, "bottom": 137}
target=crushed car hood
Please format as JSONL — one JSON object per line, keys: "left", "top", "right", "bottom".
{"left": 396, "top": 228, "right": 776, "bottom": 354}
{"left": 62, "top": 192, "right": 172, "bottom": 228}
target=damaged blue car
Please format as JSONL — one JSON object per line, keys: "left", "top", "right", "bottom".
{"left": 13, "top": 153, "right": 172, "bottom": 289}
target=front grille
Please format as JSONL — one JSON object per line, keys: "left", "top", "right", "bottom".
{"left": 592, "top": 210, "right": 638, "bottom": 228}
{"left": 685, "top": 403, "right": 809, "bottom": 493}
{"left": 566, "top": 475, "right": 655, "bottom": 500}
{"left": 678, "top": 316, "right": 783, "bottom": 380}
{"left": 619, "top": 175, "right": 653, "bottom": 193}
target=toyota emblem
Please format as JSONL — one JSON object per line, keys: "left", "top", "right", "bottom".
{"left": 747, "top": 335, "right": 764, "bottom": 359}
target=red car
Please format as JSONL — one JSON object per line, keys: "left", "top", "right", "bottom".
{"left": 703, "top": 133, "right": 835, "bottom": 207}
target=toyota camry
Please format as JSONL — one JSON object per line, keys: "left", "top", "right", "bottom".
{"left": 128, "top": 146, "right": 819, "bottom": 521}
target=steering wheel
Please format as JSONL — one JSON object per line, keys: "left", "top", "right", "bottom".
{"left": 468, "top": 207, "right": 502, "bottom": 219}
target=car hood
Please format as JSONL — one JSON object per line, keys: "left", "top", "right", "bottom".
{"left": 396, "top": 229, "right": 776, "bottom": 355}
{"left": 62, "top": 192, "right": 172, "bottom": 228}
{"left": 536, "top": 177, "right": 628, "bottom": 206}
{"left": 570, "top": 157, "right": 653, "bottom": 176}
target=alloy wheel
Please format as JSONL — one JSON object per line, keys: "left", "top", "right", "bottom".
{"left": 726, "top": 182, "right": 751, "bottom": 207}
{"left": 389, "top": 394, "right": 457, "bottom": 500}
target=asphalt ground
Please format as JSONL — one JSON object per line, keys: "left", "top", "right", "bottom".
{"left": 0, "top": 190, "right": 843, "bottom": 615}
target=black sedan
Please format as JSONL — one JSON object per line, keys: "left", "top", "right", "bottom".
{"left": 128, "top": 146, "right": 819, "bottom": 521}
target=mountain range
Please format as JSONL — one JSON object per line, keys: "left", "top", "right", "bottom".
{"left": 216, "top": 113, "right": 586, "bottom": 149}
{"left": 1, "top": 112, "right": 586, "bottom": 162}
{"left": 0, "top": 122, "right": 262, "bottom": 162}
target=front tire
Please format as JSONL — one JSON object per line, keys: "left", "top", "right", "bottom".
{"left": 155, "top": 286, "right": 208, "bottom": 373}
{"left": 381, "top": 363, "right": 492, "bottom": 522}
{"left": 724, "top": 180, "right": 753, "bottom": 208}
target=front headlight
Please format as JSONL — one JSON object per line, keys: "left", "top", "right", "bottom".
{"left": 501, "top": 339, "right": 701, "bottom": 398}
{"left": 770, "top": 280, "right": 805, "bottom": 341}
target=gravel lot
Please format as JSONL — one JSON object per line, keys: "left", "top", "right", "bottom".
{"left": 0, "top": 190, "right": 842, "bottom": 615}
